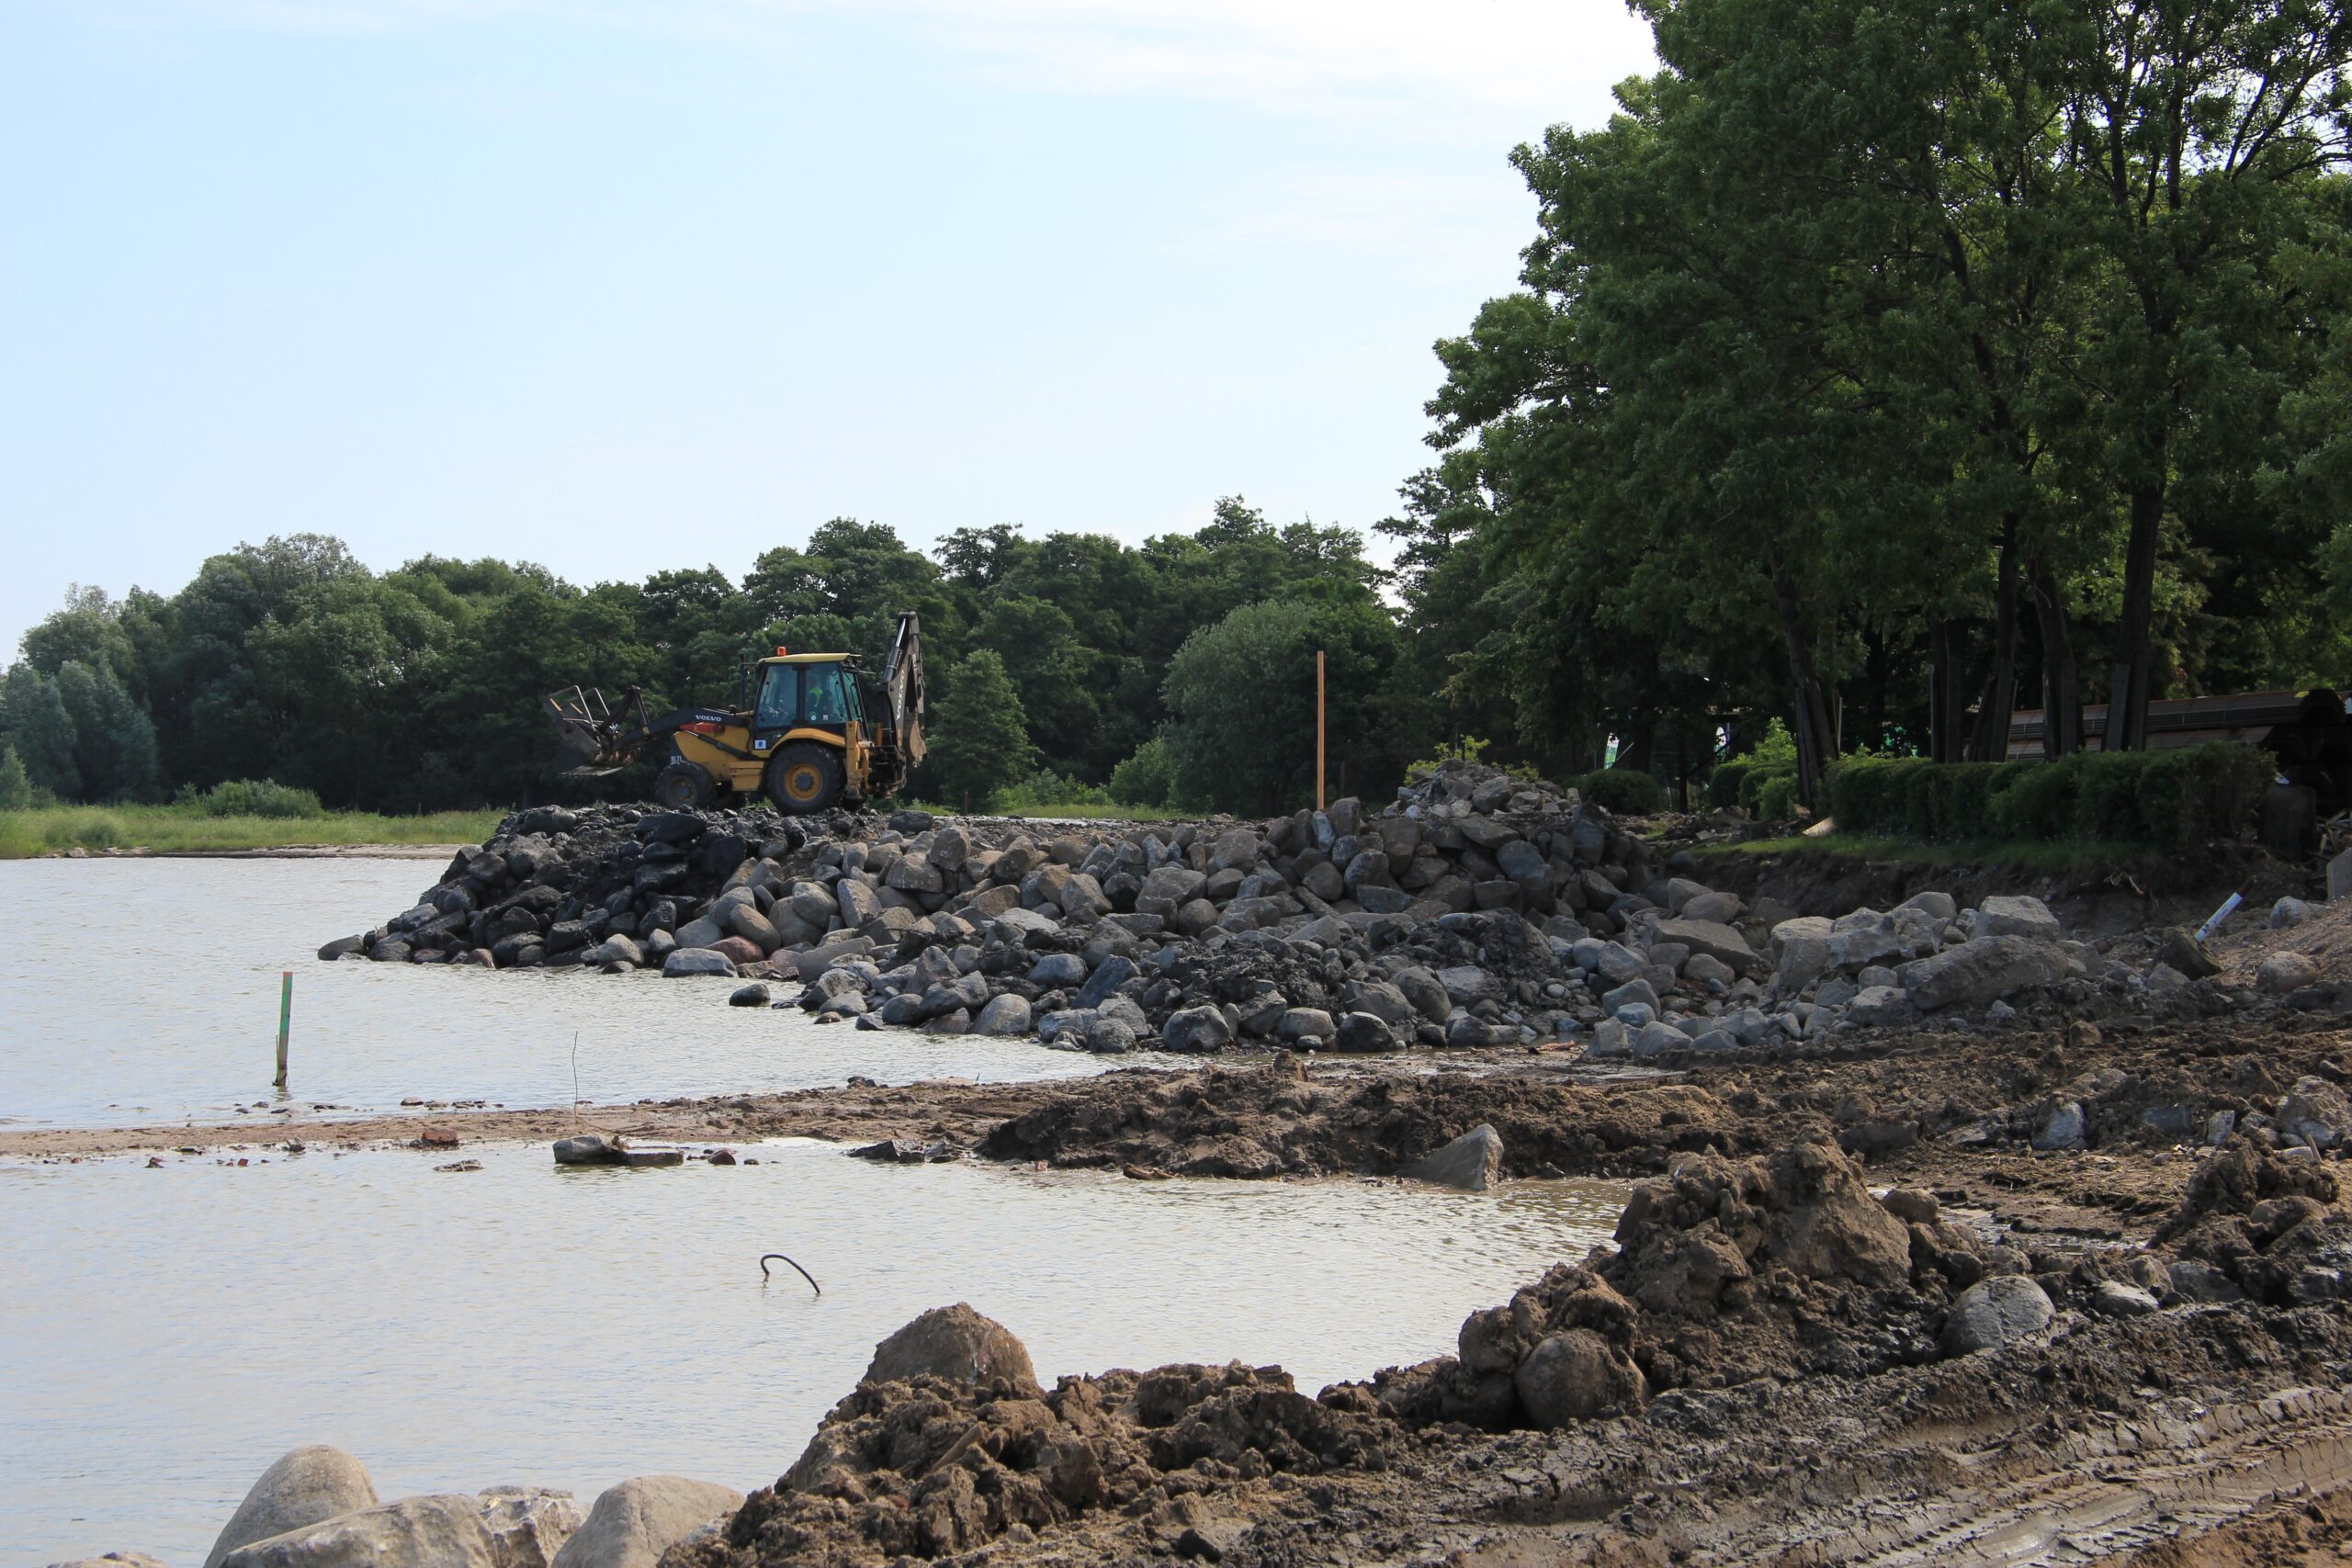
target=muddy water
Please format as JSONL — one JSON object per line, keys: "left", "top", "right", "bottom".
{"left": 0, "top": 859, "right": 1110, "bottom": 1129}
{"left": 0, "top": 1141, "right": 1626, "bottom": 1567}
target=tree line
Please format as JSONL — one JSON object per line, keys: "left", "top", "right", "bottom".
{"left": 0, "top": 504, "right": 1429, "bottom": 817}
{"left": 6, "top": 0, "right": 2346, "bottom": 820}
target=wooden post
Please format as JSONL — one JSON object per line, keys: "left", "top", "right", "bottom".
{"left": 1316, "top": 649, "right": 1327, "bottom": 811}
{"left": 275, "top": 971, "right": 292, "bottom": 1089}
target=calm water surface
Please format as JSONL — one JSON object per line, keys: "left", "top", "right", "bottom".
{"left": 0, "top": 1142, "right": 1626, "bottom": 1567}
{"left": 0, "top": 859, "right": 1111, "bottom": 1128}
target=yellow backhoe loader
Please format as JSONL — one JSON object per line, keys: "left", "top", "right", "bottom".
{"left": 543, "top": 612, "right": 925, "bottom": 814}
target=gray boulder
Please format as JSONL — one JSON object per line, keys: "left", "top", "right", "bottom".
{"left": 2032, "top": 1101, "right": 2086, "bottom": 1151}
{"left": 549, "top": 1478, "right": 744, "bottom": 1568}
{"left": 1400, "top": 1123, "right": 1503, "bottom": 1190}
{"left": 1162, "top": 1006, "right": 1236, "bottom": 1052}
{"left": 1333, "top": 1011, "right": 1398, "bottom": 1052}
{"left": 2258, "top": 952, "right": 2322, "bottom": 994}
{"left": 1651, "top": 917, "right": 1758, "bottom": 975}
{"left": 2271, "top": 896, "right": 2318, "bottom": 931}
{"left": 1392, "top": 966, "right": 1453, "bottom": 1023}
{"left": 220, "top": 1488, "right": 579, "bottom": 1568}
{"left": 1276, "top": 1007, "right": 1336, "bottom": 1043}
{"left": 1073, "top": 954, "right": 1136, "bottom": 1010}
{"left": 863, "top": 1303, "right": 1038, "bottom": 1392}
{"left": 206, "top": 1446, "right": 379, "bottom": 1568}
{"left": 1973, "top": 894, "right": 2061, "bottom": 942}
{"left": 2278, "top": 1076, "right": 2352, "bottom": 1150}
{"left": 661, "top": 948, "right": 737, "bottom": 979}
{"left": 1897, "top": 936, "right": 2066, "bottom": 1010}
{"left": 727, "top": 983, "right": 770, "bottom": 1008}
{"left": 972, "top": 993, "right": 1032, "bottom": 1036}
{"left": 1940, "top": 1276, "right": 2053, "bottom": 1356}
{"left": 1025, "top": 953, "right": 1087, "bottom": 987}
{"left": 553, "top": 1134, "right": 622, "bottom": 1166}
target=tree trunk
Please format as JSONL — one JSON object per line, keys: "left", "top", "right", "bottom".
{"left": 1929, "top": 618, "right": 1960, "bottom": 763}
{"left": 1770, "top": 561, "right": 1838, "bottom": 806}
{"left": 2111, "top": 481, "right": 2164, "bottom": 751}
{"left": 1967, "top": 517, "right": 2020, "bottom": 761}
{"left": 2032, "top": 569, "right": 2082, "bottom": 758}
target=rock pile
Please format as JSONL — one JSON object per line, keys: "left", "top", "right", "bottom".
{"left": 335, "top": 762, "right": 2138, "bottom": 1055}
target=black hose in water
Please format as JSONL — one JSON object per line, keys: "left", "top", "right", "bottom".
{"left": 761, "top": 1252, "right": 821, "bottom": 1295}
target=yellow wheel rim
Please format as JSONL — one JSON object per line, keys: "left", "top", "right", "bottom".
{"left": 782, "top": 762, "right": 825, "bottom": 803}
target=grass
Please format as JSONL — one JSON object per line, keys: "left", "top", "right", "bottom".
{"left": 0, "top": 805, "right": 507, "bottom": 859}
{"left": 1689, "top": 831, "right": 2167, "bottom": 873}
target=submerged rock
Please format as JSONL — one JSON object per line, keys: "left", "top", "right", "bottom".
{"left": 1400, "top": 1124, "right": 1504, "bottom": 1191}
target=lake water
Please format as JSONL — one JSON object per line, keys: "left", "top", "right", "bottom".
{"left": 0, "top": 859, "right": 1111, "bottom": 1130}
{"left": 0, "top": 1140, "right": 1626, "bottom": 1567}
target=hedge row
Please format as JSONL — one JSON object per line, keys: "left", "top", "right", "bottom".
{"left": 1825, "top": 744, "right": 2272, "bottom": 850}
{"left": 1707, "top": 757, "right": 1803, "bottom": 818}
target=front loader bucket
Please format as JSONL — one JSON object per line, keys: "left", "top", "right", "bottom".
{"left": 543, "top": 686, "right": 629, "bottom": 776}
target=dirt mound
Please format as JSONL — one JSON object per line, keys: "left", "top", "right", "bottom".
{"left": 665, "top": 1360, "right": 1406, "bottom": 1568}
{"left": 2159, "top": 1138, "right": 2352, "bottom": 1305}
{"left": 977, "top": 1067, "right": 1743, "bottom": 1180}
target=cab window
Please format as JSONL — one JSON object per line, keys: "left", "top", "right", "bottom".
{"left": 755, "top": 665, "right": 799, "bottom": 730}
{"left": 802, "top": 663, "right": 849, "bottom": 725}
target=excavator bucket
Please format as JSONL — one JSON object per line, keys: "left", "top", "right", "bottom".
{"left": 885, "top": 611, "right": 926, "bottom": 765}
{"left": 543, "top": 686, "right": 630, "bottom": 775}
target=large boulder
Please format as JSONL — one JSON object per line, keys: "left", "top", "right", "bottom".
{"left": 661, "top": 949, "right": 737, "bottom": 979}
{"left": 1513, "top": 1328, "right": 1647, "bottom": 1428}
{"left": 1650, "top": 918, "right": 1759, "bottom": 975}
{"left": 219, "top": 1488, "right": 579, "bottom": 1568}
{"left": 2258, "top": 952, "right": 2323, "bottom": 994}
{"left": 548, "top": 1477, "right": 743, "bottom": 1568}
{"left": 1973, "top": 894, "right": 2061, "bottom": 942}
{"left": 1401, "top": 1124, "right": 1504, "bottom": 1191}
{"left": 972, "top": 993, "right": 1032, "bottom": 1036}
{"left": 1162, "top": 1006, "right": 1235, "bottom": 1053}
{"left": 1941, "top": 1276, "right": 2053, "bottom": 1356}
{"left": 862, "top": 1303, "right": 1038, "bottom": 1393}
{"left": 206, "top": 1446, "right": 379, "bottom": 1568}
{"left": 1897, "top": 936, "right": 2067, "bottom": 1010}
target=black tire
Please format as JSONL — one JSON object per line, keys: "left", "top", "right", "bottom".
{"left": 653, "top": 761, "right": 712, "bottom": 810}
{"left": 767, "top": 742, "right": 845, "bottom": 814}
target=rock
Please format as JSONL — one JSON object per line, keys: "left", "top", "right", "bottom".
{"left": 1393, "top": 966, "right": 1453, "bottom": 1023}
{"left": 1941, "top": 1276, "right": 2053, "bottom": 1356}
{"left": 1513, "top": 1328, "right": 1646, "bottom": 1427}
{"left": 1895, "top": 891, "right": 1958, "bottom": 920}
{"left": 661, "top": 948, "right": 737, "bottom": 979}
{"left": 727, "top": 983, "right": 770, "bottom": 1008}
{"left": 1846, "top": 985, "right": 1913, "bottom": 1027}
{"left": 673, "top": 917, "right": 725, "bottom": 951}
{"left": 1973, "top": 894, "right": 2061, "bottom": 942}
{"left": 1163, "top": 1006, "right": 1236, "bottom": 1053}
{"left": 2091, "top": 1280, "right": 2160, "bottom": 1318}
{"left": 1276, "top": 1008, "right": 1337, "bottom": 1043}
{"left": 548, "top": 1477, "right": 744, "bottom": 1568}
{"left": 50, "top": 1556, "right": 167, "bottom": 1568}
{"left": 972, "top": 993, "right": 1032, "bottom": 1036}
{"left": 2333, "top": 846, "right": 2352, "bottom": 902}
{"left": 1400, "top": 1123, "right": 1503, "bottom": 1191}
{"left": 316, "top": 935, "right": 365, "bottom": 962}
{"left": 2271, "top": 896, "right": 2318, "bottom": 931}
{"left": 2032, "top": 1101, "right": 2086, "bottom": 1151}
{"left": 1880, "top": 1188, "right": 1939, "bottom": 1225}
{"left": 206, "top": 1446, "right": 379, "bottom": 1568}
{"left": 2258, "top": 952, "right": 2322, "bottom": 994}
{"left": 220, "top": 1488, "right": 580, "bottom": 1568}
{"left": 1897, "top": 936, "right": 2066, "bottom": 1010}
{"left": 1026, "top": 953, "right": 1088, "bottom": 987}
{"left": 1073, "top": 954, "right": 1136, "bottom": 1010}
{"left": 553, "top": 1134, "right": 622, "bottom": 1166}
{"left": 1650, "top": 918, "right": 1759, "bottom": 975}
{"left": 2277, "top": 1076, "right": 2352, "bottom": 1149}
{"left": 862, "top": 1303, "right": 1038, "bottom": 1393}
{"left": 1333, "top": 1011, "right": 1398, "bottom": 1052}
{"left": 477, "top": 1488, "right": 583, "bottom": 1568}
{"left": 1341, "top": 980, "right": 1417, "bottom": 1027}
{"left": 1682, "top": 890, "right": 1743, "bottom": 925}
{"left": 1600, "top": 977, "right": 1659, "bottom": 1017}
{"left": 790, "top": 937, "right": 875, "bottom": 981}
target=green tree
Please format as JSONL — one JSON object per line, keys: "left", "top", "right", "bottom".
{"left": 922, "top": 649, "right": 1036, "bottom": 810}
{"left": 55, "top": 660, "right": 160, "bottom": 801}
{"left": 0, "top": 665, "right": 80, "bottom": 799}
{"left": 1107, "top": 735, "right": 1178, "bottom": 807}
{"left": 0, "top": 745, "right": 29, "bottom": 809}
{"left": 1162, "top": 602, "right": 1321, "bottom": 815}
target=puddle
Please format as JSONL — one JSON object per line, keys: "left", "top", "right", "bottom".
{"left": 0, "top": 1142, "right": 1625, "bottom": 1566}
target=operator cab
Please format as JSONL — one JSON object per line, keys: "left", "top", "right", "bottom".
{"left": 751, "top": 654, "right": 866, "bottom": 752}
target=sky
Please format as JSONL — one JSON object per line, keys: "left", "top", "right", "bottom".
{"left": 0, "top": 0, "right": 1657, "bottom": 657}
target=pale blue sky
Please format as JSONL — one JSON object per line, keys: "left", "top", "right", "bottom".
{"left": 1, "top": 1, "right": 1655, "bottom": 655}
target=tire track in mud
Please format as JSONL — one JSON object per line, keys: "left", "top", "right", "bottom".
{"left": 1448, "top": 1388, "right": 2352, "bottom": 1567}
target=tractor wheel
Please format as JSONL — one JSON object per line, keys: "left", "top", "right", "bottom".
{"left": 767, "top": 743, "right": 845, "bottom": 815}
{"left": 653, "top": 761, "right": 712, "bottom": 810}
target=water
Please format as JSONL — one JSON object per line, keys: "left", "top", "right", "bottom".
{"left": 0, "top": 859, "right": 1111, "bottom": 1129}
{"left": 0, "top": 1141, "right": 1626, "bottom": 1566}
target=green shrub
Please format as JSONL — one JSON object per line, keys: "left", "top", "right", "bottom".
{"left": 1704, "top": 758, "right": 1756, "bottom": 809}
{"left": 1575, "top": 768, "right": 1667, "bottom": 815}
{"left": 0, "top": 747, "right": 29, "bottom": 811}
{"left": 991, "top": 768, "right": 1113, "bottom": 812}
{"left": 1107, "top": 737, "right": 1177, "bottom": 808}
{"left": 1407, "top": 736, "right": 1539, "bottom": 783}
{"left": 1738, "top": 761, "right": 1799, "bottom": 816}
{"left": 176, "top": 778, "right": 326, "bottom": 818}
{"left": 43, "top": 809, "right": 121, "bottom": 848}
{"left": 1756, "top": 772, "right": 1803, "bottom": 822}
